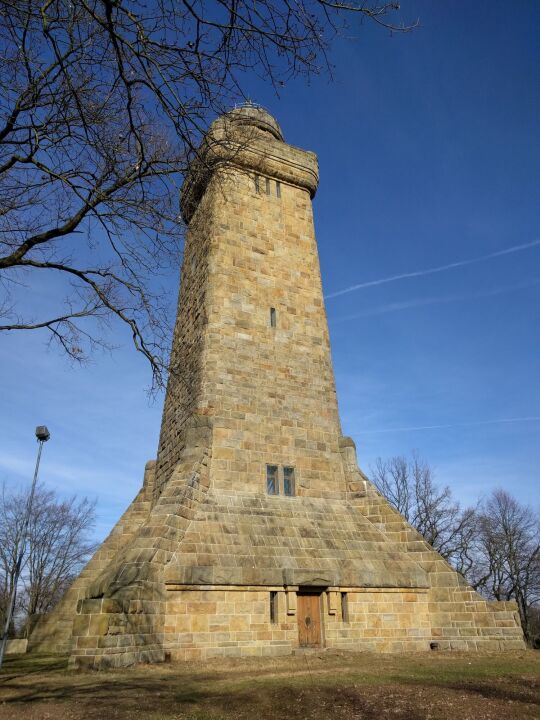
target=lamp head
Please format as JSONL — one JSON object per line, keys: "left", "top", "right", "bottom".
{"left": 35, "top": 426, "right": 50, "bottom": 442}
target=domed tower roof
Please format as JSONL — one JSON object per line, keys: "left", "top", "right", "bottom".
{"left": 213, "top": 101, "right": 284, "bottom": 142}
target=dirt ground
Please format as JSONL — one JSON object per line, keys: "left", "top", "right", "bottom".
{"left": 0, "top": 650, "right": 538, "bottom": 720}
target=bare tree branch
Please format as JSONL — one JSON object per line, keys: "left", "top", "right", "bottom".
{"left": 0, "top": 0, "right": 413, "bottom": 390}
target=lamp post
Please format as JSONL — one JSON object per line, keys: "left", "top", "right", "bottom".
{"left": 0, "top": 426, "right": 50, "bottom": 670}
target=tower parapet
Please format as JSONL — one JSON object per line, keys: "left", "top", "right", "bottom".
{"left": 181, "top": 103, "right": 318, "bottom": 223}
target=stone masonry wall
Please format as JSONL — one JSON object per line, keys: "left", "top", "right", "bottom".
{"left": 163, "top": 583, "right": 521, "bottom": 659}
{"left": 163, "top": 587, "right": 431, "bottom": 659}
{"left": 323, "top": 589, "right": 431, "bottom": 652}
{"left": 164, "top": 588, "right": 297, "bottom": 661}
{"left": 188, "top": 167, "right": 347, "bottom": 499}
{"left": 154, "top": 189, "right": 216, "bottom": 496}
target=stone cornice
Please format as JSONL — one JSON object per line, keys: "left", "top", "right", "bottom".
{"left": 181, "top": 131, "right": 319, "bottom": 223}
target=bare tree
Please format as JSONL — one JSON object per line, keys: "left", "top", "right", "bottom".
{"left": 471, "top": 490, "right": 539, "bottom": 643}
{"left": 528, "top": 605, "right": 540, "bottom": 648}
{"left": 0, "top": 1, "right": 415, "bottom": 390}
{"left": 0, "top": 485, "right": 25, "bottom": 635}
{"left": 370, "top": 453, "right": 478, "bottom": 575}
{"left": 0, "top": 482, "right": 95, "bottom": 636}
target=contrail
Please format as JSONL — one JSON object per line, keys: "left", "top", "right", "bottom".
{"left": 360, "top": 416, "right": 540, "bottom": 435}
{"left": 330, "top": 278, "right": 540, "bottom": 323}
{"left": 325, "top": 238, "right": 540, "bottom": 300}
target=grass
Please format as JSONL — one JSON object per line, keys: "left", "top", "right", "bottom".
{"left": 0, "top": 650, "right": 538, "bottom": 719}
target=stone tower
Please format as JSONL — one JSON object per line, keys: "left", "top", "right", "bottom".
{"left": 29, "top": 105, "right": 524, "bottom": 667}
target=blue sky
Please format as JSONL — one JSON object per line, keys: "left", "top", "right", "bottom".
{"left": 1, "top": 1, "right": 538, "bottom": 540}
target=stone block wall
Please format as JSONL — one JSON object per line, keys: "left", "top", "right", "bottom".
{"left": 162, "top": 584, "right": 522, "bottom": 660}
{"left": 164, "top": 588, "right": 297, "bottom": 661}
{"left": 175, "top": 167, "right": 347, "bottom": 500}
{"left": 155, "top": 187, "right": 216, "bottom": 496}
{"left": 323, "top": 589, "right": 431, "bottom": 652}
{"left": 69, "top": 597, "right": 165, "bottom": 669}
{"left": 5, "top": 639, "right": 28, "bottom": 655}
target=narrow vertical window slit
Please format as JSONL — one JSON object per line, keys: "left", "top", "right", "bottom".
{"left": 283, "top": 467, "right": 295, "bottom": 496}
{"left": 270, "top": 591, "right": 278, "bottom": 624}
{"left": 341, "top": 592, "right": 349, "bottom": 623}
{"left": 266, "top": 464, "right": 278, "bottom": 495}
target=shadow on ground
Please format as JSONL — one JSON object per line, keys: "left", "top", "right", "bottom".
{"left": 0, "top": 651, "right": 538, "bottom": 720}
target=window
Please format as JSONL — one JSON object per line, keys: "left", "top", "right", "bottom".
{"left": 283, "top": 466, "right": 295, "bottom": 496}
{"left": 276, "top": 181, "right": 281, "bottom": 198}
{"left": 341, "top": 592, "right": 349, "bottom": 623}
{"left": 254, "top": 175, "right": 260, "bottom": 193}
{"left": 270, "top": 591, "right": 278, "bottom": 624}
{"left": 266, "top": 465, "right": 278, "bottom": 495}
{"left": 265, "top": 177, "right": 271, "bottom": 195}
{"left": 266, "top": 465, "right": 297, "bottom": 496}
{"left": 270, "top": 307, "right": 276, "bottom": 328}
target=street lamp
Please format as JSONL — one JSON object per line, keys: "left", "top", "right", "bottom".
{"left": 0, "top": 426, "right": 50, "bottom": 669}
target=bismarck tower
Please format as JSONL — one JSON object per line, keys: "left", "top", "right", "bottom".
{"left": 30, "top": 105, "right": 524, "bottom": 667}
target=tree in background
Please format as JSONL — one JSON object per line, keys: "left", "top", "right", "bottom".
{"left": 528, "top": 606, "right": 540, "bottom": 648}
{"left": 370, "top": 453, "right": 478, "bottom": 576}
{"left": 0, "top": 483, "right": 95, "bottom": 636}
{"left": 371, "top": 454, "right": 539, "bottom": 644}
{"left": 0, "top": 1, "right": 415, "bottom": 390}
{"left": 471, "top": 490, "right": 539, "bottom": 644}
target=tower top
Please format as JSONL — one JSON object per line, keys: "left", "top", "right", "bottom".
{"left": 181, "top": 102, "right": 317, "bottom": 222}
{"left": 215, "top": 101, "right": 284, "bottom": 142}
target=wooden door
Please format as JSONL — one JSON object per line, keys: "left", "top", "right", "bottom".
{"left": 297, "top": 592, "right": 322, "bottom": 647}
